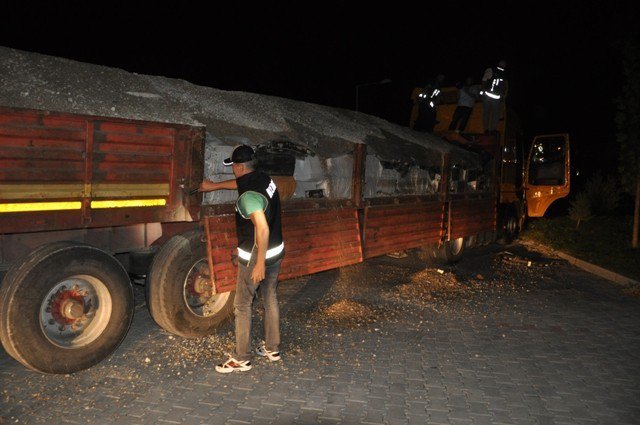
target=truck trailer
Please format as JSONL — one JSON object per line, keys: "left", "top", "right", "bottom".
{"left": 0, "top": 47, "right": 569, "bottom": 373}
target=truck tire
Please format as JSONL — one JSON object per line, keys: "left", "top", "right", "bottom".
{"left": 0, "top": 242, "right": 134, "bottom": 374}
{"left": 439, "top": 237, "right": 465, "bottom": 263}
{"left": 421, "top": 237, "right": 465, "bottom": 265}
{"left": 145, "top": 229, "right": 235, "bottom": 338}
{"left": 500, "top": 205, "right": 519, "bottom": 244}
{"left": 465, "top": 235, "right": 477, "bottom": 250}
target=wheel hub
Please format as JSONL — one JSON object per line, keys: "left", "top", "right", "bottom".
{"left": 61, "top": 297, "right": 85, "bottom": 320}
{"left": 183, "top": 259, "right": 227, "bottom": 317}
{"left": 40, "top": 276, "right": 111, "bottom": 348}
{"left": 48, "top": 287, "right": 89, "bottom": 326}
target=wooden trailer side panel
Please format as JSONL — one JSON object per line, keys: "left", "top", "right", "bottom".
{"left": 279, "top": 207, "right": 362, "bottom": 281}
{"left": 0, "top": 110, "right": 87, "bottom": 232}
{"left": 0, "top": 107, "right": 203, "bottom": 234}
{"left": 363, "top": 202, "right": 444, "bottom": 259}
{"left": 205, "top": 207, "right": 363, "bottom": 293}
{"left": 448, "top": 197, "right": 496, "bottom": 240}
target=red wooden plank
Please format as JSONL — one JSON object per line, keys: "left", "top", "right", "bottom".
{"left": 91, "top": 170, "right": 170, "bottom": 183}
{"left": 281, "top": 233, "right": 360, "bottom": 253}
{"left": 279, "top": 254, "right": 362, "bottom": 281}
{"left": 0, "top": 114, "right": 40, "bottom": 125}
{"left": 0, "top": 210, "right": 84, "bottom": 234}
{"left": 0, "top": 126, "right": 85, "bottom": 141}
{"left": 98, "top": 121, "right": 175, "bottom": 137}
{"left": 282, "top": 223, "right": 359, "bottom": 241}
{"left": 366, "top": 203, "right": 443, "bottom": 219}
{"left": 93, "top": 141, "right": 173, "bottom": 154}
{"left": 364, "top": 230, "right": 443, "bottom": 255}
{"left": 365, "top": 224, "right": 442, "bottom": 242}
{"left": 95, "top": 161, "right": 171, "bottom": 173}
{"left": 282, "top": 208, "right": 356, "bottom": 223}
{"left": 0, "top": 136, "right": 85, "bottom": 150}
{"left": 95, "top": 131, "right": 174, "bottom": 146}
{"left": 0, "top": 169, "right": 85, "bottom": 182}
{"left": 41, "top": 116, "right": 86, "bottom": 129}
{"left": 0, "top": 149, "right": 85, "bottom": 161}
{"left": 365, "top": 212, "right": 442, "bottom": 229}
{"left": 95, "top": 152, "right": 172, "bottom": 164}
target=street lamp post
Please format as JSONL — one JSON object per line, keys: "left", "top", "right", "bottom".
{"left": 355, "top": 78, "right": 392, "bottom": 112}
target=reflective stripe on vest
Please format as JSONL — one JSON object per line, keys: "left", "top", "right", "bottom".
{"left": 485, "top": 91, "right": 501, "bottom": 99}
{"left": 237, "top": 242, "right": 285, "bottom": 262}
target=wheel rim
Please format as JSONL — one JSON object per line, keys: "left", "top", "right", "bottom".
{"left": 40, "top": 275, "right": 112, "bottom": 349}
{"left": 465, "top": 235, "right": 477, "bottom": 248}
{"left": 506, "top": 215, "right": 517, "bottom": 236}
{"left": 450, "top": 237, "right": 464, "bottom": 256}
{"left": 183, "top": 258, "right": 231, "bottom": 317}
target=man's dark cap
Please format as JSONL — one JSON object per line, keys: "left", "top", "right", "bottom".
{"left": 223, "top": 144, "right": 255, "bottom": 166}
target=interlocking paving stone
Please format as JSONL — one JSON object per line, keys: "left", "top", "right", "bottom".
{"left": 2, "top": 243, "right": 640, "bottom": 424}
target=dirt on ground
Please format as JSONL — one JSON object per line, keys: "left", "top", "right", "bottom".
{"left": 138, "top": 240, "right": 636, "bottom": 377}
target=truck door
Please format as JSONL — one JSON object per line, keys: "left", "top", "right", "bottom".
{"left": 524, "top": 134, "right": 570, "bottom": 217}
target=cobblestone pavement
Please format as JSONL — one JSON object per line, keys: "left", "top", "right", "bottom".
{"left": 1, "top": 242, "right": 640, "bottom": 424}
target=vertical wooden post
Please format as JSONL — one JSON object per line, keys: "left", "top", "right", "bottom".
{"left": 441, "top": 153, "right": 450, "bottom": 242}
{"left": 82, "top": 120, "right": 94, "bottom": 226}
{"left": 352, "top": 143, "right": 366, "bottom": 209}
{"left": 633, "top": 178, "right": 639, "bottom": 249}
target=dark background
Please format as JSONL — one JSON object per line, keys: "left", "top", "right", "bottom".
{"left": 0, "top": 1, "right": 634, "bottom": 186}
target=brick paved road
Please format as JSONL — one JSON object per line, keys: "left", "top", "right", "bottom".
{"left": 1, "top": 242, "right": 639, "bottom": 424}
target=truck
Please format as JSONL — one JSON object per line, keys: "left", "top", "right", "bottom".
{"left": 0, "top": 47, "right": 570, "bottom": 374}
{"left": 410, "top": 84, "right": 571, "bottom": 242}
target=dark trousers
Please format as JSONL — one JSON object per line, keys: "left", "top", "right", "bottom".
{"left": 415, "top": 104, "right": 437, "bottom": 133}
{"left": 449, "top": 106, "right": 473, "bottom": 131}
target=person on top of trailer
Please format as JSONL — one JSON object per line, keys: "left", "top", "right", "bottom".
{"left": 480, "top": 59, "right": 508, "bottom": 134}
{"left": 449, "top": 76, "right": 481, "bottom": 133}
{"left": 414, "top": 74, "right": 446, "bottom": 133}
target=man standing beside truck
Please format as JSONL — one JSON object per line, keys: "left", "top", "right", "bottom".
{"left": 199, "top": 144, "right": 285, "bottom": 373}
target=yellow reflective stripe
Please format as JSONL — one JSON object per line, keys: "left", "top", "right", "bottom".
{"left": 90, "top": 199, "right": 167, "bottom": 209}
{"left": 0, "top": 183, "right": 170, "bottom": 200}
{"left": 92, "top": 183, "right": 170, "bottom": 197}
{"left": 0, "top": 184, "right": 85, "bottom": 200}
{"left": 0, "top": 201, "right": 82, "bottom": 213}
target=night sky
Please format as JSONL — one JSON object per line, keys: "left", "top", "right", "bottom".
{"left": 1, "top": 2, "right": 634, "bottom": 180}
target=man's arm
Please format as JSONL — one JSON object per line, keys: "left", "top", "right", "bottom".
{"left": 249, "top": 209, "right": 269, "bottom": 283}
{"left": 199, "top": 179, "right": 237, "bottom": 192}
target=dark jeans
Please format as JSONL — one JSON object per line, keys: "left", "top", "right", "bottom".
{"left": 233, "top": 259, "right": 282, "bottom": 361}
{"left": 415, "top": 104, "right": 437, "bottom": 133}
{"left": 449, "top": 106, "right": 473, "bottom": 131}
{"left": 483, "top": 97, "right": 500, "bottom": 132}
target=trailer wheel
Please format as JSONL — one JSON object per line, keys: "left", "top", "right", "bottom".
{"left": 145, "top": 229, "right": 234, "bottom": 338}
{"left": 500, "top": 206, "right": 519, "bottom": 244}
{"left": 416, "top": 244, "right": 438, "bottom": 263}
{"left": 465, "top": 235, "right": 477, "bottom": 250}
{"left": 482, "top": 229, "right": 496, "bottom": 245}
{"left": 0, "top": 242, "right": 134, "bottom": 374}
{"left": 423, "top": 237, "right": 465, "bottom": 265}
{"left": 439, "top": 237, "right": 465, "bottom": 263}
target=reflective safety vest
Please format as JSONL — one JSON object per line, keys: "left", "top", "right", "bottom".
{"left": 235, "top": 171, "right": 284, "bottom": 266}
{"left": 418, "top": 87, "right": 440, "bottom": 108}
{"left": 482, "top": 66, "right": 506, "bottom": 100}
